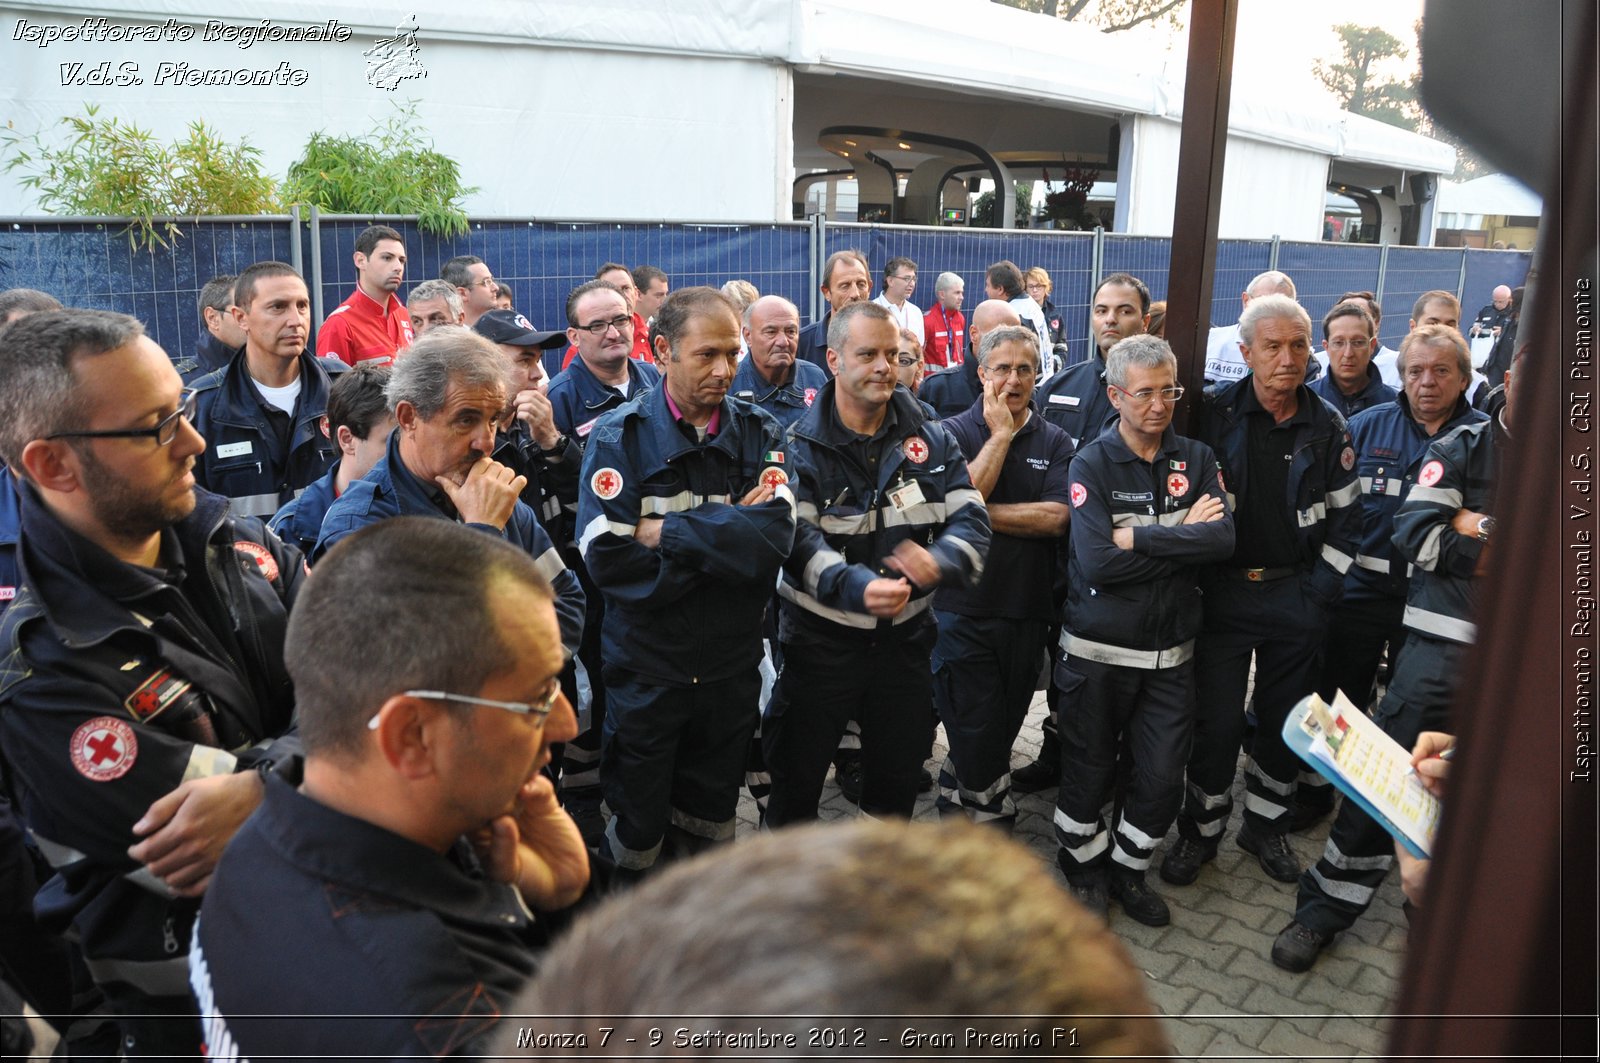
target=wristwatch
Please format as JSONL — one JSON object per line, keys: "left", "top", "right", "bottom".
{"left": 539, "top": 433, "right": 569, "bottom": 459}
{"left": 1475, "top": 515, "right": 1496, "bottom": 542}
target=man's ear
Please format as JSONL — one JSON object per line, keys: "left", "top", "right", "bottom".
{"left": 369, "top": 694, "right": 447, "bottom": 780}
{"left": 18, "top": 439, "right": 79, "bottom": 495}
{"left": 826, "top": 348, "right": 840, "bottom": 378}
{"left": 335, "top": 424, "right": 359, "bottom": 458}
{"left": 393, "top": 400, "right": 419, "bottom": 433}
{"left": 652, "top": 333, "right": 671, "bottom": 369}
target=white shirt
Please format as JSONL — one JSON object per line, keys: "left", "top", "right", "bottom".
{"left": 1204, "top": 324, "right": 1248, "bottom": 383}
{"left": 253, "top": 376, "right": 303, "bottom": 415}
{"left": 873, "top": 294, "right": 925, "bottom": 345}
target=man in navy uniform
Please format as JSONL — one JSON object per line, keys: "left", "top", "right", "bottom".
{"left": 732, "top": 295, "right": 829, "bottom": 431}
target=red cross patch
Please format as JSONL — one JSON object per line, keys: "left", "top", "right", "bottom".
{"left": 1341, "top": 446, "right": 1355, "bottom": 471}
{"left": 803, "top": 388, "right": 817, "bottom": 407}
{"left": 760, "top": 467, "right": 789, "bottom": 489}
{"left": 591, "top": 467, "right": 624, "bottom": 500}
{"left": 1070, "top": 482, "right": 1087, "bottom": 508}
{"left": 233, "top": 541, "right": 279, "bottom": 583}
{"left": 70, "top": 717, "right": 138, "bottom": 782}
{"left": 1417, "top": 460, "right": 1444, "bottom": 487}
{"left": 903, "top": 436, "right": 929, "bottom": 464}
{"left": 319, "top": 415, "right": 330, "bottom": 439}
{"left": 123, "top": 669, "right": 193, "bottom": 723}
{"left": 1167, "top": 472, "right": 1190, "bottom": 498}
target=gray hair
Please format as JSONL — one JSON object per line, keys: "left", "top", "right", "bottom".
{"left": 1239, "top": 293, "right": 1311, "bottom": 347}
{"left": 1397, "top": 324, "right": 1472, "bottom": 380}
{"left": 934, "top": 271, "right": 963, "bottom": 295}
{"left": 1104, "top": 334, "right": 1178, "bottom": 389}
{"left": 385, "top": 326, "right": 506, "bottom": 420}
{"left": 406, "top": 279, "right": 463, "bottom": 318}
{"left": 1246, "top": 270, "right": 1297, "bottom": 300}
{"left": 976, "top": 324, "right": 1039, "bottom": 368}
{"left": 0, "top": 309, "right": 143, "bottom": 469}
{"left": 826, "top": 300, "right": 894, "bottom": 352}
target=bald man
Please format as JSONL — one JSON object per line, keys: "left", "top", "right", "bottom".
{"left": 1468, "top": 284, "right": 1513, "bottom": 340}
{"left": 919, "top": 300, "right": 1022, "bottom": 419}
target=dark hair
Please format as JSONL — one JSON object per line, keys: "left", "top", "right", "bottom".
{"left": 354, "top": 224, "right": 404, "bottom": 257}
{"left": 1093, "top": 272, "right": 1152, "bottom": 315}
{"left": 565, "top": 279, "right": 627, "bottom": 328}
{"left": 287, "top": 518, "right": 553, "bottom": 760}
{"left": 0, "top": 288, "right": 64, "bottom": 323}
{"left": 1323, "top": 301, "right": 1376, "bottom": 341}
{"left": 196, "top": 276, "right": 236, "bottom": 316}
{"left": 0, "top": 309, "right": 143, "bottom": 467}
{"left": 233, "top": 262, "right": 304, "bottom": 311}
{"left": 653, "top": 287, "right": 739, "bottom": 355}
{"left": 822, "top": 249, "right": 868, "bottom": 289}
{"left": 1411, "top": 289, "right": 1459, "bottom": 323}
{"left": 632, "top": 265, "right": 667, "bottom": 291}
{"left": 440, "top": 255, "right": 486, "bottom": 289}
{"left": 494, "top": 282, "right": 514, "bottom": 302}
{"left": 986, "top": 261, "right": 1024, "bottom": 300}
{"left": 327, "top": 363, "right": 393, "bottom": 441}
{"left": 826, "top": 300, "right": 894, "bottom": 351}
{"left": 1146, "top": 299, "right": 1168, "bottom": 338}
{"left": 594, "top": 262, "right": 631, "bottom": 282}
{"left": 883, "top": 256, "right": 917, "bottom": 282}
{"left": 1337, "top": 290, "right": 1381, "bottom": 325}
{"left": 512, "top": 819, "right": 1169, "bottom": 1055}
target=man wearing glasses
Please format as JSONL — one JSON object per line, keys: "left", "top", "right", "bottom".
{"left": 190, "top": 518, "right": 589, "bottom": 1059}
{"left": 189, "top": 261, "right": 345, "bottom": 520}
{"left": 441, "top": 254, "right": 500, "bottom": 328}
{"left": 930, "top": 326, "right": 1073, "bottom": 830}
{"left": 1052, "top": 335, "right": 1233, "bottom": 926}
{"left": 0, "top": 310, "right": 303, "bottom": 1056}
{"left": 1163, "top": 295, "right": 1361, "bottom": 890}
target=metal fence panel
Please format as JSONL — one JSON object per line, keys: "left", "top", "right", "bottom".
{"left": 1210, "top": 239, "right": 1275, "bottom": 329}
{"left": 1275, "top": 240, "right": 1386, "bottom": 338}
{"left": 1379, "top": 245, "right": 1474, "bottom": 350}
{"left": 0, "top": 219, "right": 296, "bottom": 356}
{"left": 1461, "top": 248, "right": 1536, "bottom": 321}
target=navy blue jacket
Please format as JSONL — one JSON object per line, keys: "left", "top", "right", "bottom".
{"left": 731, "top": 356, "right": 829, "bottom": 432}
{"left": 1037, "top": 355, "right": 1118, "bottom": 450}
{"left": 1062, "top": 423, "right": 1234, "bottom": 662}
{"left": 1393, "top": 414, "right": 1507, "bottom": 645}
{"left": 189, "top": 350, "right": 345, "bottom": 519}
{"left": 266, "top": 463, "right": 341, "bottom": 558}
{"left": 778, "top": 381, "right": 990, "bottom": 645}
{"left": 492, "top": 421, "right": 582, "bottom": 538}
{"left": 796, "top": 312, "right": 832, "bottom": 371}
{"left": 314, "top": 432, "right": 585, "bottom": 660}
{"left": 192, "top": 772, "right": 540, "bottom": 1060}
{"left": 1342, "top": 395, "right": 1485, "bottom": 604}
{"left": 0, "top": 468, "right": 19, "bottom": 613}
{"left": 548, "top": 354, "right": 660, "bottom": 547}
{"left": 1194, "top": 376, "right": 1362, "bottom": 607}
{"left": 1309, "top": 363, "right": 1398, "bottom": 420}
{"left": 0, "top": 485, "right": 301, "bottom": 1012}
{"left": 175, "top": 331, "right": 237, "bottom": 386}
{"left": 576, "top": 387, "right": 795, "bottom": 685}
{"left": 919, "top": 356, "right": 981, "bottom": 420}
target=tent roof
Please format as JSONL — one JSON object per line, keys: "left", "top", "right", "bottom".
{"left": 1436, "top": 173, "right": 1544, "bottom": 216}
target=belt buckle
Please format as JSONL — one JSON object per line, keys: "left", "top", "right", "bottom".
{"left": 1244, "top": 568, "right": 1265, "bottom": 582}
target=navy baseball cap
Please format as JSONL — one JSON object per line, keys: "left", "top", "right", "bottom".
{"left": 474, "top": 309, "right": 566, "bottom": 349}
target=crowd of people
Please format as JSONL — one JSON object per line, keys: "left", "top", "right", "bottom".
{"left": 0, "top": 227, "right": 1519, "bottom": 1055}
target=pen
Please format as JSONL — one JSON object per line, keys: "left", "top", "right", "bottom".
{"left": 1404, "top": 746, "right": 1455, "bottom": 777}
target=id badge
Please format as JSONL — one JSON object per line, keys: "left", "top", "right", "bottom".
{"left": 887, "top": 479, "right": 927, "bottom": 513}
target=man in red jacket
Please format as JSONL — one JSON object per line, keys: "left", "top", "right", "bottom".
{"left": 316, "top": 225, "right": 414, "bottom": 367}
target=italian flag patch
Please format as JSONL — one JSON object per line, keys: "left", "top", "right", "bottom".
{"left": 764, "top": 451, "right": 784, "bottom": 464}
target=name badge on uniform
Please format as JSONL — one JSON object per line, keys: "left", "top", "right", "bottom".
{"left": 887, "top": 479, "right": 926, "bottom": 513}
{"left": 215, "top": 441, "right": 253, "bottom": 459}
{"left": 1048, "top": 394, "right": 1079, "bottom": 406}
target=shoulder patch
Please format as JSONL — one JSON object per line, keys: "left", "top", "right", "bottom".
{"left": 760, "top": 467, "right": 788, "bottom": 489}
{"left": 70, "top": 717, "right": 138, "bottom": 781}
{"left": 233, "top": 540, "right": 280, "bottom": 582}
{"left": 590, "top": 467, "right": 624, "bottom": 500}
{"left": 1070, "top": 482, "right": 1087, "bottom": 508}
{"left": 1166, "top": 472, "right": 1190, "bottom": 498}
{"left": 1417, "top": 460, "right": 1444, "bottom": 487}
{"left": 902, "top": 436, "right": 929, "bottom": 464}
{"left": 1340, "top": 446, "right": 1355, "bottom": 471}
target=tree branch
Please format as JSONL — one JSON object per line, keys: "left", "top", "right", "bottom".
{"left": 1099, "top": 0, "right": 1186, "bottom": 33}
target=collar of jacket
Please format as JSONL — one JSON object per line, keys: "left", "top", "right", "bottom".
{"left": 564, "top": 352, "right": 657, "bottom": 411}
{"left": 794, "top": 378, "right": 926, "bottom": 448}
{"left": 208, "top": 348, "right": 335, "bottom": 440}
{"left": 637, "top": 385, "right": 745, "bottom": 463}
{"left": 371, "top": 428, "right": 453, "bottom": 518}
{"left": 16, "top": 480, "right": 231, "bottom": 648}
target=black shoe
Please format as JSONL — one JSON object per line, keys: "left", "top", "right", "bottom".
{"left": 1290, "top": 790, "right": 1337, "bottom": 832}
{"left": 1271, "top": 921, "right": 1334, "bottom": 972}
{"left": 1058, "top": 859, "right": 1108, "bottom": 921}
{"left": 1238, "top": 825, "right": 1302, "bottom": 883}
{"left": 1010, "top": 755, "right": 1059, "bottom": 793}
{"left": 1158, "top": 836, "right": 1217, "bottom": 886}
{"left": 835, "top": 759, "right": 863, "bottom": 805}
{"left": 1109, "top": 871, "right": 1171, "bottom": 926}
{"left": 918, "top": 767, "right": 934, "bottom": 793}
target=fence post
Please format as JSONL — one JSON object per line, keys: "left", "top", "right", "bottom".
{"left": 289, "top": 205, "right": 303, "bottom": 276}
{"left": 1375, "top": 242, "right": 1390, "bottom": 303}
{"left": 1455, "top": 246, "right": 1470, "bottom": 303}
{"left": 1088, "top": 226, "right": 1106, "bottom": 358}
{"left": 1269, "top": 234, "right": 1281, "bottom": 271}
{"left": 808, "top": 212, "right": 827, "bottom": 322}
{"left": 309, "top": 206, "right": 323, "bottom": 327}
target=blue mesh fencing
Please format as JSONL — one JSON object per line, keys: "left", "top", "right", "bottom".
{"left": 0, "top": 218, "right": 297, "bottom": 357}
{"left": 0, "top": 215, "right": 1533, "bottom": 369}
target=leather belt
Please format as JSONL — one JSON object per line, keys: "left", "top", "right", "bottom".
{"left": 1233, "top": 566, "right": 1297, "bottom": 582}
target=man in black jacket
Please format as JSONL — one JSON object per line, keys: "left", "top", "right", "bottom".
{"left": 0, "top": 309, "right": 302, "bottom": 1057}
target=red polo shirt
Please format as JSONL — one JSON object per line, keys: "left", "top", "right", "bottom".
{"left": 317, "top": 288, "right": 415, "bottom": 366}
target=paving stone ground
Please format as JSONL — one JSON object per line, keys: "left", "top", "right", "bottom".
{"left": 737, "top": 691, "right": 1408, "bottom": 1060}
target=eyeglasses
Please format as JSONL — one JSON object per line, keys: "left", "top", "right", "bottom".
{"left": 985, "top": 363, "right": 1036, "bottom": 379}
{"left": 1112, "top": 384, "right": 1185, "bottom": 406}
{"left": 366, "top": 683, "right": 562, "bottom": 731}
{"left": 477, "top": 277, "right": 500, "bottom": 290}
{"left": 575, "top": 314, "right": 633, "bottom": 336}
{"left": 46, "top": 390, "right": 199, "bottom": 446}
